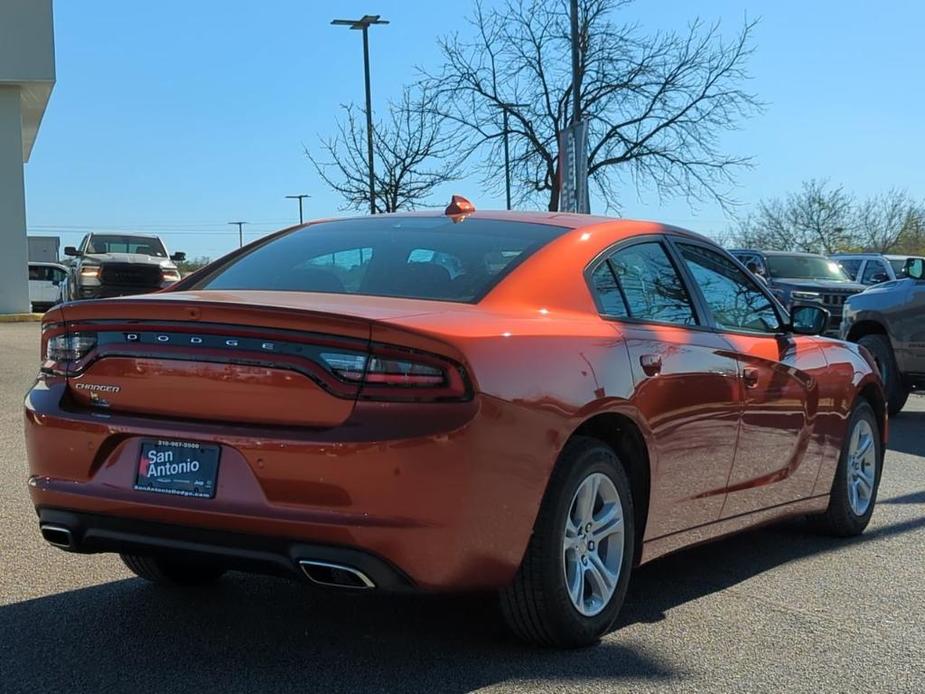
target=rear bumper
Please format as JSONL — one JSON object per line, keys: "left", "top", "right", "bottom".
{"left": 36, "top": 507, "right": 412, "bottom": 590}
{"left": 24, "top": 379, "right": 561, "bottom": 591}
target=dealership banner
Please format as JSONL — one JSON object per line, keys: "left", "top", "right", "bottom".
{"left": 558, "top": 120, "right": 590, "bottom": 214}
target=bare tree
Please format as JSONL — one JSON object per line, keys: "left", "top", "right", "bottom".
{"left": 422, "top": 0, "right": 761, "bottom": 211}
{"left": 731, "top": 179, "right": 855, "bottom": 253}
{"left": 854, "top": 190, "right": 922, "bottom": 252}
{"left": 308, "top": 88, "right": 462, "bottom": 213}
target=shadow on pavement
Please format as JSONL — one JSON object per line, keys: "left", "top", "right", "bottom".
{"left": 886, "top": 409, "right": 925, "bottom": 458}
{"left": 5, "top": 511, "right": 925, "bottom": 693}
{"left": 0, "top": 573, "right": 673, "bottom": 694}
{"left": 620, "top": 512, "right": 925, "bottom": 628}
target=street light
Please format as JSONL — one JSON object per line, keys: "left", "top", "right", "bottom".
{"left": 285, "top": 194, "right": 310, "bottom": 224}
{"left": 331, "top": 14, "right": 389, "bottom": 215}
{"left": 228, "top": 221, "right": 248, "bottom": 248}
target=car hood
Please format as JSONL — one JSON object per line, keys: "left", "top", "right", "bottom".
{"left": 847, "top": 278, "right": 910, "bottom": 304}
{"left": 771, "top": 278, "right": 866, "bottom": 292}
{"left": 84, "top": 252, "right": 173, "bottom": 266}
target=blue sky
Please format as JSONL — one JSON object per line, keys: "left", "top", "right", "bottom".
{"left": 24, "top": 0, "right": 925, "bottom": 260}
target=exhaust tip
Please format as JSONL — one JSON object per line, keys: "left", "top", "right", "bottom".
{"left": 299, "top": 560, "right": 375, "bottom": 589}
{"left": 40, "top": 524, "right": 75, "bottom": 549}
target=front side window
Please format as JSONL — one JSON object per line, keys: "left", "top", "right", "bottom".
{"left": 679, "top": 243, "right": 781, "bottom": 334}
{"left": 861, "top": 260, "right": 890, "bottom": 284}
{"left": 603, "top": 242, "right": 697, "bottom": 326}
{"left": 837, "top": 258, "right": 862, "bottom": 279}
{"left": 195, "top": 217, "right": 567, "bottom": 303}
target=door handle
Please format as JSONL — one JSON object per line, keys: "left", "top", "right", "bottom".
{"left": 742, "top": 366, "right": 760, "bottom": 389}
{"left": 640, "top": 354, "right": 662, "bottom": 377}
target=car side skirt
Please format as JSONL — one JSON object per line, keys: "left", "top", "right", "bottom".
{"left": 640, "top": 494, "right": 829, "bottom": 565}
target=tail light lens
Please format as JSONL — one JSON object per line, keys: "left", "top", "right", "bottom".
{"left": 46, "top": 333, "right": 97, "bottom": 362}
{"left": 319, "top": 347, "right": 469, "bottom": 401}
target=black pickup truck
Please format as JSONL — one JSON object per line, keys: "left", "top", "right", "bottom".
{"left": 841, "top": 258, "right": 925, "bottom": 415}
{"left": 64, "top": 233, "right": 185, "bottom": 300}
{"left": 729, "top": 250, "right": 867, "bottom": 336}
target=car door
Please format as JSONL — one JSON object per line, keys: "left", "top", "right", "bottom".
{"left": 590, "top": 239, "right": 741, "bottom": 539}
{"left": 673, "top": 240, "right": 828, "bottom": 517}
{"left": 893, "top": 266, "right": 925, "bottom": 375}
{"left": 48, "top": 266, "right": 66, "bottom": 304}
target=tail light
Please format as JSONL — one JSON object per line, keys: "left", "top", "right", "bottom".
{"left": 40, "top": 325, "right": 471, "bottom": 402}
{"left": 319, "top": 346, "right": 469, "bottom": 401}
{"left": 46, "top": 333, "right": 97, "bottom": 362}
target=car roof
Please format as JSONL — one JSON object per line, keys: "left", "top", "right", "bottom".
{"left": 28, "top": 261, "right": 67, "bottom": 269}
{"left": 280, "top": 210, "right": 719, "bottom": 314}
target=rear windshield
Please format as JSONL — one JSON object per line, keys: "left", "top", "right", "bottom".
{"left": 765, "top": 255, "right": 851, "bottom": 282}
{"left": 194, "top": 216, "right": 567, "bottom": 302}
{"left": 87, "top": 235, "right": 167, "bottom": 257}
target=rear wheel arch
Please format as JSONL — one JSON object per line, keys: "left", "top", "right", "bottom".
{"left": 568, "top": 412, "right": 651, "bottom": 565}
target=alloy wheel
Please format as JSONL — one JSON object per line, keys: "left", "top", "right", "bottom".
{"left": 847, "top": 418, "right": 877, "bottom": 516}
{"left": 562, "top": 472, "right": 625, "bottom": 617}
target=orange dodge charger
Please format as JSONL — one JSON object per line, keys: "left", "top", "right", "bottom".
{"left": 25, "top": 203, "right": 885, "bottom": 647}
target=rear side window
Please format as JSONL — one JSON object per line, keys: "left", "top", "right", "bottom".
{"left": 590, "top": 263, "right": 629, "bottom": 317}
{"left": 195, "top": 217, "right": 567, "bottom": 303}
{"left": 596, "top": 242, "right": 697, "bottom": 326}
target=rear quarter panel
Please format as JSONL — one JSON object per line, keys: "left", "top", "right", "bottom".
{"left": 382, "top": 309, "right": 642, "bottom": 564}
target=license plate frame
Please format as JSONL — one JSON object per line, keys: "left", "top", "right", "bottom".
{"left": 134, "top": 439, "right": 221, "bottom": 499}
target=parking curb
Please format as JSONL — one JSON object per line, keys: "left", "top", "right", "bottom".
{"left": 0, "top": 313, "right": 43, "bottom": 323}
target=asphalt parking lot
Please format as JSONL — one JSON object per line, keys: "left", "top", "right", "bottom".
{"left": 1, "top": 321, "right": 923, "bottom": 693}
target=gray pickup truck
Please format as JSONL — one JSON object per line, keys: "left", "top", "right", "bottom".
{"left": 63, "top": 233, "right": 185, "bottom": 301}
{"left": 841, "top": 258, "right": 925, "bottom": 414}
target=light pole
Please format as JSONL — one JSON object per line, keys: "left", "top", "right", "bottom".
{"left": 570, "top": 0, "right": 581, "bottom": 125}
{"left": 228, "top": 221, "right": 248, "bottom": 248}
{"left": 331, "top": 14, "right": 389, "bottom": 215}
{"left": 286, "top": 194, "right": 310, "bottom": 224}
{"left": 497, "top": 101, "right": 527, "bottom": 210}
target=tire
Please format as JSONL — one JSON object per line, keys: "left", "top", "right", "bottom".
{"left": 121, "top": 553, "right": 226, "bottom": 586}
{"left": 817, "top": 400, "right": 883, "bottom": 537}
{"left": 858, "top": 334, "right": 909, "bottom": 415}
{"left": 500, "top": 436, "right": 635, "bottom": 648}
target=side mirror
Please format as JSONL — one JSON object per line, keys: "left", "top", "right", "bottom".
{"left": 905, "top": 258, "right": 924, "bottom": 280}
{"left": 170, "top": 251, "right": 186, "bottom": 262}
{"left": 869, "top": 272, "right": 890, "bottom": 284}
{"left": 64, "top": 246, "right": 79, "bottom": 257}
{"left": 51, "top": 279, "right": 61, "bottom": 287}
{"left": 790, "top": 304, "right": 830, "bottom": 336}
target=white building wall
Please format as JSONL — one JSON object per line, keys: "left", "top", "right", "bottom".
{"left": 0, "top": 87, "right": 30, "bottom": 313}
{"left": 0, "top": 0, "right": 55, "bottom": 313}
